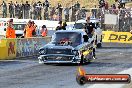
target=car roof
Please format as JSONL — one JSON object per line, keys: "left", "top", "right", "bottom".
{"left": 55, "top": 30, "right": 87, "bottom": 35}
{"left": 76, "top": 17, "right": 100, "bottom": 23}
{"left": 76, "top": 19, "right": 86, "bottom": 23}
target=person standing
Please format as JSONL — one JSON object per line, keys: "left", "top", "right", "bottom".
{"left": 6, "top": 19, "right": 16, "bottom": 38}
{"left": 15, "top": 1, "right": 20, "bottom": 18}
{"left": 74, "top": 1, "right": 80, "bottom": 11}
{"left": 24, "top": 21, "right": 33, "bottom": 38}
{"left": 1, "top": 1, "right": 7, "bottom": 18}
{"left": 24, "top": 1, "right": 30, "bottom": 19}
{"left": 64, "top": 7, "right": 70, "bottom": 22}
{"left": 33, "top": 2, "right": 37, "bottom": 20}
{"left": 41, "top": 25, "right": 48, "bottom": 37}
{"left": 84, "top": 17, "right": 96, "bottom": 59}
{"left": 49, "top": 7, "right": 55, "bottom": 20}
{"left": 37, "top": 1, "right": 42, "bottom": 20}
{"left": 56, "top": 3, "right": 63, "bottom": 21}
{"left": 9, "top": 1, "right": 15, "bottom": 18}
{"left": 43, "top": 0, "right": 49, "bottom": 20}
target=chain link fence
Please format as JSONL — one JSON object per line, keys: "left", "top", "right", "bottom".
{"left": 100, "top": 8, "right": 132, "bottom": 32}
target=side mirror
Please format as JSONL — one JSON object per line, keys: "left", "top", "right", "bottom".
{"left": 83, "top": 35, "right": 88, "bottom": 42}
{"left": 4, "top": 28, "right": 6, "bottom": 31}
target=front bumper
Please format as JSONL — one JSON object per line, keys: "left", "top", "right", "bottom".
{"left": 38, "top": 54, "right": 81, "bottom": 63}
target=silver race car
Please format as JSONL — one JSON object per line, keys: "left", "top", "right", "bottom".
{"left": 38, "top": 30, "right": 94, "bottom": 64}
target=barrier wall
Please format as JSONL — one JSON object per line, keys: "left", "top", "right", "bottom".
{"left": 0, "top": 39, "right": 16, "bottom": 60}
{"left": 1, "top": 31, "right": 131, "bottom": 60}
{"left": 0, "top": 36, "right": 51, "bottom": 60}
{"left": 16, "top": 37, "right": 51, "bottom": 57}
{"left": 102, "top": 31, "right": 132, "bottom": 43}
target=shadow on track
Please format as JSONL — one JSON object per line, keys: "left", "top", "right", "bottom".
{"left": 0, "top": 60, "right": 25, "bottom": 66}
{"left": 87, "top": 62, "right": 132, "bottom": 68}
{"left": 44, "top": 63, "right": 91, "bottom": 66}
{"left": 100, "top": 47, "right": 132, "bottom": 49}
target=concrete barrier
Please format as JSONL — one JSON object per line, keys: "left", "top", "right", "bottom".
{"left": 0, "top": 39, "right": 16, "bottom": 60}
{"left": 16, "top": 36, "right": 51, "bottom": 58}
{"left": 0, "top": 36, "right": 51, "bottom": 60}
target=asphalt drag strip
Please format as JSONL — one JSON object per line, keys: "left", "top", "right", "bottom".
{"left": 0, "top": 43, "right": 132, "bottom": 88}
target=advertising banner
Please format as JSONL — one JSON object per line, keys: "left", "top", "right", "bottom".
{"left": 102, "top": 31, "right": 132, "bottom": 43}
{"left": 0, "top": 39, "right": 16, "bottom": 60}
{"left": 104, "top": 14, "right": 118, "bottom": 25}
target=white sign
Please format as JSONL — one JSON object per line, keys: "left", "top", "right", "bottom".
{"left": 104, "top": 14, "right": 118, "bottom": 25}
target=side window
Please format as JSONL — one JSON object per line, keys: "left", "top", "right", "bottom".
{"left": 18, "top": 25, "right": 21, "bottom": 30}
{"left": 13, "top": 25, "right": 17, "bottom": 30}
{"left": 4, "top": 23, "right": 6, "bottom": 26}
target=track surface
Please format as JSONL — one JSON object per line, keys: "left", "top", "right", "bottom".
{"left": 0, "top": 43, "right": 132, "bottom": 88}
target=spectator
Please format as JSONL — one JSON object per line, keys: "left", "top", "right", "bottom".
{"left": 18, "top": 3, "right": 24, "bottom": 19}
{"left": 29, "top": 4, "right": 33, "bottom": 19}
{"left": 99, "top": 0, "right": 105, "bottom": 8}
{"left": 119, "top": 0, "right": 126, "bottom": 8}
{"left": 105, "top": 1, "right": 109, "bottom": 10}
{"left": 74, "top": 1, "right": 80, "bottom": 11}
{"left": 75, "top": 9, "right": 80, "bottom": 21}
{"left": 43, "top": 0, "right": 49, "bottom": 20}
{"left": 37, "top": 1, "right": 42, "bottom": 20}
{"left": 70, "top": 5, "right": 76, "bottom": 21}
{"left": 49, "top": 7, "right": 55, "bottom": 20}
{"left": 64, "top": 7, "right": 70, "bottom": 22}
{"left": 113, "top": 4, "right": 116, "bottom": 9}
{"left": 24, "top": 1, "right": 30, "bottom": 19}
{"left": 9, "top": 1, "right": 15, "bottom": 18}
{"left": 33, "top": 2, "right": 37, "bottom": 20}
{"left": 41, "top": 25, "right": 48, "bottom": 37}
{"left": 56, "top": 3, "right": 63, "bottom": 21}
{"left": 15, "top": 1, "right": 20, "bottom": 18}
{"left": 6, "top": 19, "right": 16, "bottom": 38}
{"left": 0, "top": 1, "right": 7, "bottom": 18}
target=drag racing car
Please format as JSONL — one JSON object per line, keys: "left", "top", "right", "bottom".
{"left": 38, "top": 30, "right": 95, "bottom": 64}
{"left": 73, "top": 17, "right": 102, "bottom": 48}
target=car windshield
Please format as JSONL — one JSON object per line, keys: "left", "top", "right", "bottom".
{"left": 13, "top": 24, "right": 26, "bottom": 30}
{"left": 52, "top": 32, "right": 82, "bottom": 47}
{"left": 74, "top": 23, "right": 85, "bottom": 29}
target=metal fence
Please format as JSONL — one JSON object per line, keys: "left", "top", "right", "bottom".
{"left": 100, "top": 8, "right": 132, "bottom": 32}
